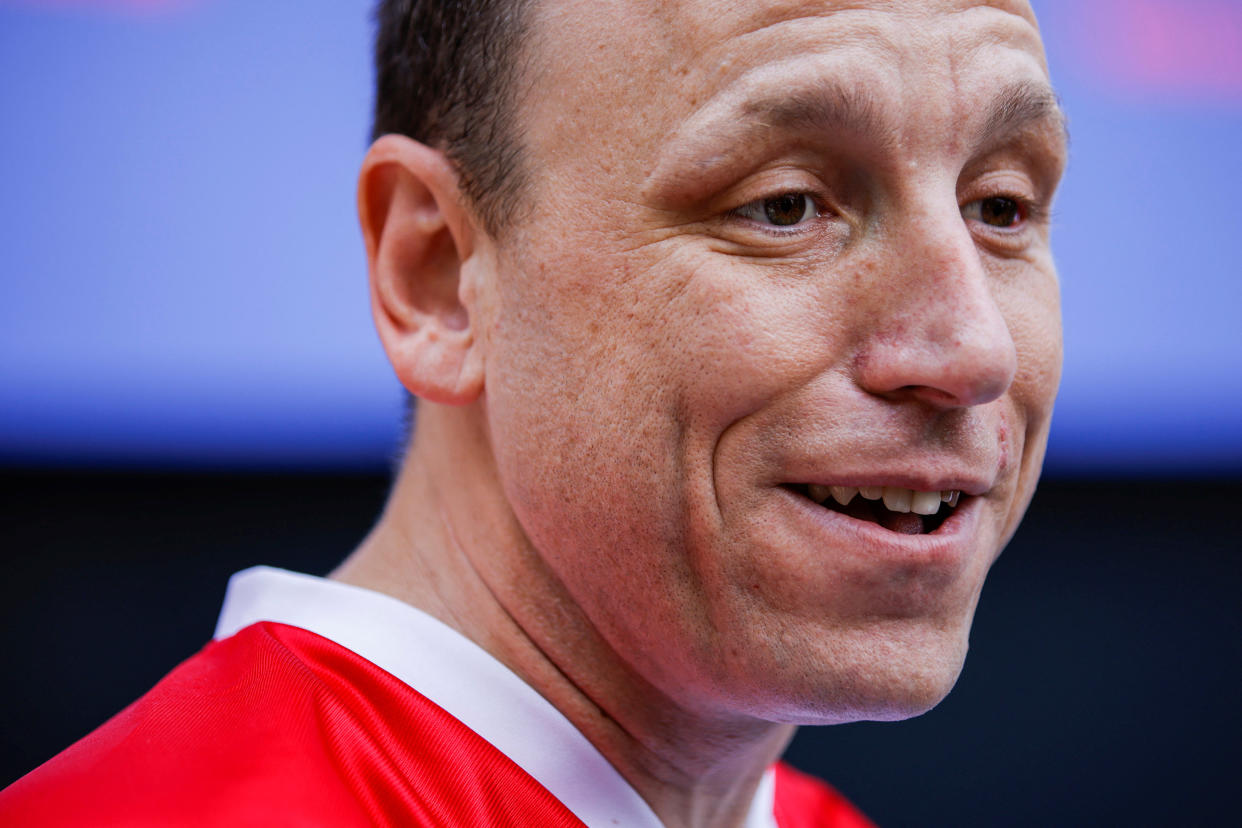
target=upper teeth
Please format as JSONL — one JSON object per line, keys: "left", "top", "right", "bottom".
{"left": 807, "top": 484, "right": 961, "bottom": 515}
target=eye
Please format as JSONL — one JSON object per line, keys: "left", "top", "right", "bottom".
{"left": 735, "top": 192, "right": 818, "bottom": 228}
{"left": 962, "top": 195, "right": 1025, "bottom": 228}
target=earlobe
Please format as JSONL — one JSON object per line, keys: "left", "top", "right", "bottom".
{"left": 358, "top": 135, "right": 485, "bottom": 406}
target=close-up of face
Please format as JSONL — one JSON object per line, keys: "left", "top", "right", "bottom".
{"left": 474, "top": 0, "right": 1068, "bottom": 725}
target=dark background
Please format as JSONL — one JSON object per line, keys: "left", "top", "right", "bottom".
{"left": 4, "top": 470, "right": 1239, "bottom": 826}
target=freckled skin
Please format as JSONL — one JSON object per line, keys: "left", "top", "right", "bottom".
{"left": 347, "top": 1, "right": 1067, "bottom": 825}
{"left": 488, "top": 0, "right": 1063, "bottom": 719}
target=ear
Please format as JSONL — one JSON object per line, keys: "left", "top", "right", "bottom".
{"left": 358, "top": 135, "right": 485, "bottom": 405}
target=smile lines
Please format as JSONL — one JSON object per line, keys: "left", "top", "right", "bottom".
{"left": 807, "top": 484, "right": 962, "bottom": 516}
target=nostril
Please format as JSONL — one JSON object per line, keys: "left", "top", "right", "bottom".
{"left": 889, "top": 385, "right": 959, "bottom": 407}
{"left": 860, "top": 335, "right": 1015, "bottom": 409}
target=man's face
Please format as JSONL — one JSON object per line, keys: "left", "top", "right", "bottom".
{"left": 474, "top": 0, "right": 1066, "bottom": 723}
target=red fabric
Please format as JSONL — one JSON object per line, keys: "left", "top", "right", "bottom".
{"left": 1, "top": 621, "right": 874, "bottom": 827}
{"left": 0, "top": 622, "right": 585, "bottom": 827}
{"left": 773, "top": 763, "right": 878, "bottom": 828}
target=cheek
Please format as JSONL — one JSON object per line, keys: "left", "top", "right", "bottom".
{"left": 478, "top": 241, "right": 844, "bottom": 656}
{"left": 992, "top": 263, "right": 1062, "bottom": 539}
{"left": 644, "top": 249, "right": 850, "bottom": 432}
{"left": 481, "top": 243, "right": 695, "bottom": 561}
{"left": 983, "top": 245, "right": 1063, "bottom": 417}
{"left": 492, "top": 238, "right": 838, "bottom": 448}
{"left": 995, "top": 259, "right": 1063, "bottom": 422}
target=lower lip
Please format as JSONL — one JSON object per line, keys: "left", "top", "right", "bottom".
{"left": 777, "top": 487, "right": 982, "bottom": 571}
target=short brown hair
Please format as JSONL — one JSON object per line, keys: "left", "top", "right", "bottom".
{"left": 371, "top": 0, "right": 534, "bottom": 234}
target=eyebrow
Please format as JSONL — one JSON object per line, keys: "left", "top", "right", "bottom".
{"left": 739, "top": 81, "right": 898, "bottom": 151}
{"left": 644, "top": 74, "right": 1069, "bottom": 204}
{"left": 742, "top": 78, "right": 1068, "bottom": 153}
{"left": 980, "top": 79, "right": 1070, "bottom": 148}
{"left": 643, "top": 78, "right": 896, "bottom": 202}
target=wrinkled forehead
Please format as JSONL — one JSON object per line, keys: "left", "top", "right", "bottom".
{"left": 616, "top": 0, "right": 1041, "bottom": 40}
{"left": 517, "top": 0, "right": 1053, "bottom": 175}
{"left": 526, "top": 0, "right": 1046, "bottom": 76}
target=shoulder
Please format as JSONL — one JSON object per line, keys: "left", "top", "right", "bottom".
{"left": 772, "top": 762, "right": 877, "bottom": 828}
{"left": 1, "top": 622, "right": 586, "bottom": 827}
{"left": 0, "top": 622, "right": 372, "bottom": 826}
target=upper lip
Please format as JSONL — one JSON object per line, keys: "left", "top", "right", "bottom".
{"left": 789, "top": 471, "right": 995, "bottom": 498}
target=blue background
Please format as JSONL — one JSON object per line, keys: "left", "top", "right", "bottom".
{"left": 2, "top": 0, "right": 1240, "bottom": 473}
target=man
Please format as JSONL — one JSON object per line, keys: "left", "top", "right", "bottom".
{"left": 0, "top": 0, "right": 1068, "bottom": 825}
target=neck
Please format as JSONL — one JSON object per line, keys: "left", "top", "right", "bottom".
{"left": 332, "top": 403, "right": 796, "bottom": 828}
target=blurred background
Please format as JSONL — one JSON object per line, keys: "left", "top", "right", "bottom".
{"left": 2, "top": 0, "right": 1239, "bottom": 825}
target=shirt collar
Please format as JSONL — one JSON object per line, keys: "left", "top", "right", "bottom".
{"left": 215, "top": 566, "right": 776, "bottom": 828}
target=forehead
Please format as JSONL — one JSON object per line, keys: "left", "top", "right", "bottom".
{"left": 529, "top": 0, "right": 1044, "bottom": 70}
{"left": 517, "top": 0, "right": 1057, "bottom": 187}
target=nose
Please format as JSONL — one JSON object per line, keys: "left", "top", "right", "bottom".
{"left": 855, "top": 211, "right": 1018, "bottom": 410}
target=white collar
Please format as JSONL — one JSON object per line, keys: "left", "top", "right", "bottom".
{"left": 215, "top": 566, "right": 777, "bottom": 828}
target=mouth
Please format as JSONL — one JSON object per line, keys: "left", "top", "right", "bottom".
{"left": 784, "top": 483, "right": 965, "bottom": 536}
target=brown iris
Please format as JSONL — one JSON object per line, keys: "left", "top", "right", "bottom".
{"left": 979, "top": 196, "right": 1021, "bottom": 227}
{"left": 762, "top": 194, "right": 811, "bottom": 226}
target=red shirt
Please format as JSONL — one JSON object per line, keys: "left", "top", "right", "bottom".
{"left": 1, "top": 570, "right": 875, "bottom": 827}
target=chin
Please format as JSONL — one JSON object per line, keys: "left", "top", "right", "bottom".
{"left": 844, "top": 663, "right": 965, "bottom": 723}
{"left": 787, "top": 667, "right": 965, "bottom": 727}
{"left": 738, "top": 621, "right": 973, "bottom": 727}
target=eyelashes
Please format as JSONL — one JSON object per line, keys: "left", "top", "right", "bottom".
{"left": 961, "top": 194, "right": 1045, "bottom": 231}
{"left": 718, "top": 184, "right": 1049, "bottom": 252}
{"left": 732, "top": 192, "right": 820, "bottom": 230}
